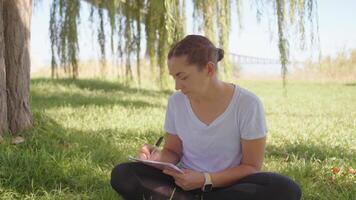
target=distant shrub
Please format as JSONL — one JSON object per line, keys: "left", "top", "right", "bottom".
{"left": 299, "top": 49, "right": 356, "bottom": 81}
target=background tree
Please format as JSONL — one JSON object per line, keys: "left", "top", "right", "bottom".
{"left": 0, "top": 0, "right": 33, "bottom": 135}
{"left": 0, "top": 0, "right": 7, "bottom": 134}
{"left": 49, "top": 0, "right": 319, "bottom": 89}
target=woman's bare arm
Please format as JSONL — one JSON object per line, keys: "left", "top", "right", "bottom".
{"left": 159, "top": 133, "right": 183, "bottom": 164}
{"left": 209, "top": 137, "right": 266, "bottom": 188}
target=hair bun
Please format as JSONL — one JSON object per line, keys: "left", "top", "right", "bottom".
{"left": 217, "top": 48, "right": 224, "bottom": 62}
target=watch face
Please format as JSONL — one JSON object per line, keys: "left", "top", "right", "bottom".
{"left": 204, "top": 184, "right": 213, "bottom": 192}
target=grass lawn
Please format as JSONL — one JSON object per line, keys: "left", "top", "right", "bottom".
{"left": 0, "top": 78, "right": 355, "bottom": 199}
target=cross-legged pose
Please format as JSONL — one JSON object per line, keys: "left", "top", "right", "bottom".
{"left": 111, "top": 35, "right": 302, "bottom": 200}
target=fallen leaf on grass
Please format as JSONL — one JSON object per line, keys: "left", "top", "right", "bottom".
{"left": 284, "top": 154, "right": 289, "bottom": 162}
{"left": 331, "top": 167, "right": 340, "bottom": 175}
{"left": 58, "top": 140, "right": 72, "bottom": 149}
{"left": 11, "top": 136, "right": 25, "bottom": 145}
{"left": 330, "top": 167, "right": 339, "bottom": 182}
{"left": 348, "top": 167, "right": 355, "bottom": 174}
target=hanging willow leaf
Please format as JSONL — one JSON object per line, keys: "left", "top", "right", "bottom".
{"left": 98, "top": 6, "right": 106, "bottom": 76}
{"left": 145, "top": 0, "right": 159, "bottom": 79}
{"left": 193, "top": 0, "right": 217, "bottom": 45}
{"left": 48, "top": 0, "right": 319, "bottom": 88}
{"left": 49, "top": 0, "right": 58, "bottom": 78}
{"left": 158, "top": 0, "right": 185, "bottom": 88}
{"left": 157, "top": 1, "right": 170, "bottom": 88}
{"left": 236, "top": 0, "right": 243, "bottom": 30}
{"left": 50, "top": 0, "right": 80, "bottom": 79}
{"left": 217, "top": 0, "right": 232, "bottom": 80}
{"left": 123, "top": 0, "right": 133, "bottom": 83}
{"left": 134, "top": 0, "right": 144, "bottom": 86}
{"left": 250, "top": 0, "right": 318, "bottom": 88}
{"left": 276, "top": 0, "right": 289, "bottom": 88}
{"left": 116, "top": 12, "right": 124, "bottom": 79}
{"left": 106, "top": 0, "right": 117, "bottom": 55}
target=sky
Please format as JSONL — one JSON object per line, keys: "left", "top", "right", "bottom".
{"left": 30, "top": 0, "right": 356, "bottom": 75}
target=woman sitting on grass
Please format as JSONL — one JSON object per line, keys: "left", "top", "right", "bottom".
{"left": 110, "top": 35, "right": 301, "bottom": 200}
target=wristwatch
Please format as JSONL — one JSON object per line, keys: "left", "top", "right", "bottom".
{"left": 202, "top": 172, "right": 213, "bottom": 192}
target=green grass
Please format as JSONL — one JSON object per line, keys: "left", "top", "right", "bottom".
{"left": 0, "top": 78, "right": 355, "bottom": 199}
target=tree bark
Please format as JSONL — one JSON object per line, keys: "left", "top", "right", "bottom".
{"left": 3, "top": 0, "right": 33, "bottom": 133}
{"left": 0, "top": 0, "right": 8, "bottom": 135}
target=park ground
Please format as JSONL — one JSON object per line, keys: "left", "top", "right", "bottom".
{"left": 0, "top": 78, "right": 355, "bottom": 199}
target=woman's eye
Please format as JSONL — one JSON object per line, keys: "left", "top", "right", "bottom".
{"left": 181, "top": 76, "right": 188, "bottom": 80}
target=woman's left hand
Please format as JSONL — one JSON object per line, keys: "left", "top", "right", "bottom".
{"left": 163, "top": 168, "right": 205, "bottom": 191}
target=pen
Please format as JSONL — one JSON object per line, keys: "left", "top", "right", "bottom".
{"left": 150, "top": 136, "right": 164, "bottom": 159}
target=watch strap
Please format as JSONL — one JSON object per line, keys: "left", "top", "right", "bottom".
{"left": 202, "top": 172, "right": 213, "bottom": 192}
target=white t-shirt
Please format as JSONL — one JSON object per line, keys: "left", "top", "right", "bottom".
{"left": 164, "top": 84, "right": 267, "bottom": 173}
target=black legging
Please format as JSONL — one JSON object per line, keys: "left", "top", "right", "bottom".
{"left": 110, "top": 162, "right": 301, "bottom": 200}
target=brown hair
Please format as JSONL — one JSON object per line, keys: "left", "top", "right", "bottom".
{"left": 168, "top": 35, "right": 224, "bottom": 70}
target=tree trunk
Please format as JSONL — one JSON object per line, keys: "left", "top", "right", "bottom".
{"left": 0, "top": 0, "right": 8, "bottom": 135}
{"left": 3, "top": 0, "right": 33, "bottom": 134}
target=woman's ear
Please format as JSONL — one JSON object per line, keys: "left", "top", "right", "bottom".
{"left": 206, "top": 62, "right": 216, "bottom": 77}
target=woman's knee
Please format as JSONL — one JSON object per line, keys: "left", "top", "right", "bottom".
{"left": 110, "top": 162, "right": 137, "bottom": 194}
{"left": 267, "top": 172, "right": 302, "bottom": 200}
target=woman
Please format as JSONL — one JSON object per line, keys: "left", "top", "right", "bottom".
{"left": 110, "top": 35, "right": 301, "bottom": 200}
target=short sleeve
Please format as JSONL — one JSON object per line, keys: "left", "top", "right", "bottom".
{"left": 239, "top": 98, "right": 267, "bottom": 140}
{"left": 164, "top": 96, "right": 177, "bottom": 135}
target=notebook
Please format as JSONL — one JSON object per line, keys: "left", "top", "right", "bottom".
{"left": 128, "top": 156, "right": 184, "bottom": 174}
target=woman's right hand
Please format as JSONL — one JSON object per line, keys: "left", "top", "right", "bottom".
{"left": 138, "top": 144, "right": 161, "bottom": 161}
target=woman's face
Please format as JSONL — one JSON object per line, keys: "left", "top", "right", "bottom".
{"left": 168, "top": 56, "right": 212, "bottom": 98}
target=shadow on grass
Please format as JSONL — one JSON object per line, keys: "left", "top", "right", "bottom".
{"left": 266, "top": 141, "right": 354, "bottom": 162}
{"left": 344, "top": 82, "right": 356, "bottom": 87}
{"left": 31, "top": 78, "right": 172, "bottom": 97}
{"left": 0, "top": 112, "right": 130, "bottom": 198}
{"left": 30, "top": 89, "right": 165, "bottom": 110}
{"left": 265, "top": 112, "right": 319, "bottom": 118}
